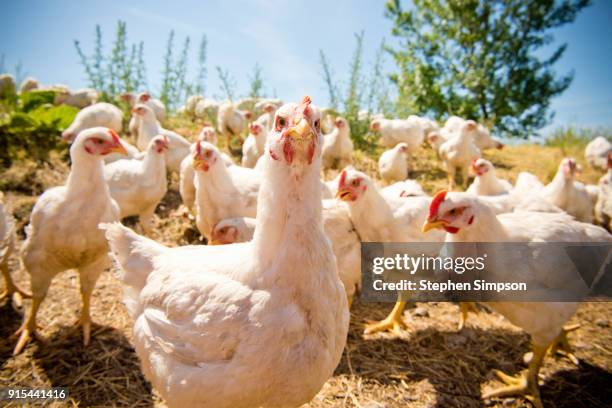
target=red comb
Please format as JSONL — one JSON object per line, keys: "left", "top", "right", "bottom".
{"left": 299, "top": 96, "right": 312, "bottom": 118}
{"left": 195, "top": 140, "right": 202, "bottom": 156}
{"left": 429, "top": 190, "right": 447, "bottom": 220}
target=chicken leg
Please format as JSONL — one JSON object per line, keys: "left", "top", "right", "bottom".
{"left": 549, "top": 324, "right": 580, "bottom": 365}
{"left": 458, "top": 302, "right": 477, "bottom": 331}
{"left": 483, "top": 343, "right": 547, "bottom": 408}
{"left": 139, "top": 204, "right": 157, "bottom": 236}
{"left": 1, "top": 263, "right": 31, "bottom": 309}
{"left": 76, "top": 259, "right": 105, "bottom": 346}
{"left": 13, "top": 296, "right": 44, "bottom": 355}
{"left": 364, "top": 300, "right": 407, "bottom": 335}
{"left": 523, "top": 324, "right": 581, "bottom": 366}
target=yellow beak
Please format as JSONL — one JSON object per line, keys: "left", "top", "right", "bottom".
{"left": 288, "top": 118, "right": 312, "bottom": 141}
{"left": 192, "top": 158, "right": 204, "bottom": 169}
{"left": 422, "top": 219, "right": 446, "bottom": 233}
{"left": 110, "top": 143, "right": 129, "bottom": 156}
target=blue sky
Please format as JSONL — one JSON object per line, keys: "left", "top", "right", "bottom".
{"left": 1, "top": 0, "right": 611, "bottom": 135}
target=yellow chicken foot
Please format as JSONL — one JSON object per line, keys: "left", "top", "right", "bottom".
{"left": 483, "top": 343, "right": 547, "bottom": 408}
{"left": 76, "top": 290, "right": 93, "bottom": 346}
{"left": 1, "top": 266, "right": 32, "bottom": 309}
{"left": 549, "top": 324, "right": 580, "bottom": 365}
{"left": 13, "top": 297, "right": 44, "bottom": 355}
{"left": 364, "top": 300, "right": 407, "bottom": 335}
{"left": 458, "top": 302, "right": 477, "bottom": 331}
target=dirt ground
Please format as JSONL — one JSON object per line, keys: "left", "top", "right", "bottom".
{"left": 1, "top": 141, "right": 611, "bottom": 407}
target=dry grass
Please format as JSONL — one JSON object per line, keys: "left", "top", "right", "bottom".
{"left": 1, "top": 137, "right": 611, "bottom": 408}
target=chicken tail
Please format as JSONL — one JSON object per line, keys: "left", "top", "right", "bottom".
{"left": 100, "top": 222, "right": 167, "bottom": 318}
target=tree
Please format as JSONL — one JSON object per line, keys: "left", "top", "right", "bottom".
{"left": 386, "top": 0, "right": 591, "bottom": 137}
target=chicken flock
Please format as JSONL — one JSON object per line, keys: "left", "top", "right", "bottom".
{"left": 1, "top": 87, "right": 611, "bottom": 408}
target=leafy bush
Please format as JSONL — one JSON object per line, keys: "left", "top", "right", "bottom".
{"left": 0, "top": 97, "right": 78, "bottom": 166}
{"left": 20, "top": 90, "right": 56, "bottom": 112}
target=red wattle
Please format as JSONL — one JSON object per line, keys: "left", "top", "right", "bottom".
{"left": 283, "top": 139, "right": 294, "bottom": 164}
{"left": 443, "top": 226, "right": 459, "bottom": 234}
{"left": 307, "top": 139, "right": 315, "bottom": 164}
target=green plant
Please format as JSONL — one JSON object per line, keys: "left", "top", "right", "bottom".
{"left": 193, "top": 35, "right": 208, "bottom": 96}
{"left": 319, "top": 50, "right": 339, "bottom": 110}
{"left": 319, "top": 32, "right": 389, "bottom": 150}
{"left": 74, "top": 21, "right": 147, "bottom": 100}
{"left": 160, "top": 31, "right": 196, "bottom": 111}
{"left": 248, "top": 63, "right": 265, "bottom": 99}
{"left": 215, "top": 66, "right": 237, "bottom": 101}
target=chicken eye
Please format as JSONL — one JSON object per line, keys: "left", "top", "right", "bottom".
{"left": 205, "top": 150, "right": 212, "bottom": 158}
{"left": 314, "top": 119, "right": 320, "bottom": 130}
{"left": 351, "top": 179, "right": 360, "bottom": 187}
{"left": 94, "top": 138, "right": 104, "bottom": 145}
{"left": 276, "top": 116, "right": 287, "bottom": 130}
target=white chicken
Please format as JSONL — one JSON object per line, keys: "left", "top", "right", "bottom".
{"left": 382, "top": 179, "right": 427, "bottom": 199}
{"left": 422, "top": 191, "right": 611, "bottom": 407}
{"left": 217, "top": 101, "right": 252, "bottom": 142}
{"left": 209, "top": 217, "right": 257, "bottom": 245}
{"left": 370, "top": 118, "right": 424, "bottom": 151}
{"left": 254, "top": 102, "right": 277, "bottom": 131}
{"left": 209, "top": 199, "right": 362, "bottom": 307}
{"left": 466, "top": 158, "right": 512, "bottom": 196}
{"left": 198, "top": 125, "right": 218, "bottom": 145}
{"left": 541, "top": 158, "right": 594, "bottom": 223}
{"left": 132, "top": 104, "right": 191, "bottom": 173}
{"left": 194, "top": 98, "right": 220, "bottom": 122}
{"left": 241, "top": 121, "right": 268, "bottom": 168}
{"left": 0, "top": 193, "right": 31, "bottom": 308}
{"left": 122, "top": 92, "right": 164, "bottom": 140}
{"left": 378, "top": 142, "right": 410, "bottom": 183}
{"left": 595, "top": 153, "right": 612, "bottom": 231}
{"left": 101, "top": 96, "right": 348, "bottom": 408}
{"left": 438, "top": 120, "right": 481, "bottom": 190}
{"left": 584, "top": 136, "right": 612, "bottom": 170}
{"left": 321, "top": 199, "right": 362, "bottom": 306}
{"left": 335, "top": 168, "right": 445, "bottom": 333}
{"left": 192, "top": 141, "right": 260, "bottom": 240}
{"left": 104, "top": 135, "right": 169, "bottom": 234}
{"left": 13, "top": 127, "right": 127, "bottom": 355}
{"left": 442, "top": 116, "right": 504, "bottom": 151}
{"left": 61, "top": 102, "right": 123, "bottom": 143}
{"left": 407, "top": 114, "right": 439, "bottom": 136}
{"left": 322, "top": 117, "right": 353, "bottom": 170}
{"left": 137, "top": 92, "right": 166, "bottom": 121}
{"left": 179, "top": 131, "right": 234, "bottom": 213}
